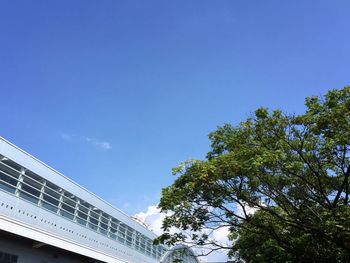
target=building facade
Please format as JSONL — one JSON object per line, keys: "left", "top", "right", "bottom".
{"left": 0, "top": 138, "right": 198, "bottom": 263}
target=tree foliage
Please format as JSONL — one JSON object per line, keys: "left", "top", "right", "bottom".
{"left": 155, "top": 87, "right": 350, "bottom": 262}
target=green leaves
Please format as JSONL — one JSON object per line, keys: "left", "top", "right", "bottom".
{"left": 157, "top": 87, "right": 350, "bottom": 262}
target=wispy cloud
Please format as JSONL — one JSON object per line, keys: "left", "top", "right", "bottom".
{"left": 60, "top": 132, "right": 112, "bottom": 150}
{"left": 60, "top": 132, "right": 74, "bottom": 141}
{"left": 84, "top": 137, "right": 112, "bottom": 150}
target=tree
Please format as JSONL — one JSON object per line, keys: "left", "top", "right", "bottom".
{"left": 155, "top": 87, "right": 350, "bottom": 262}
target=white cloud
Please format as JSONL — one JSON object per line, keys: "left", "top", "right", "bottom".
{"left": 134, "top": 205, "right": 231, "bottom": 261}
{"left": 133, "top": 205, "right": 166, "bottom": 236}
{"left": 212, "top": 226, "right": 230, "bottom": 246}
{"left": 193, "top": 226, "right": 231, "bottom": 262}
{"left": 84, "top": 137, "right": 112, "bottom": 150}
{"left": 59, "top": 132, "right": 112, "bottom": 150}
{"left": 60, "top": 132, "right": 74, "bottom": 141}
{"left": 236, "top": 202, "right": 259, "bottom": 218}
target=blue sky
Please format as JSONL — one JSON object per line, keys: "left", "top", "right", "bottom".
{"left": 1, "top": 0, "right": 349, "bottom": 221}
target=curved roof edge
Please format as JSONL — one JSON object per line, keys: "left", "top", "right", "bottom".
{"left": 160, "top": 244, "right": 200, "bottom": 263}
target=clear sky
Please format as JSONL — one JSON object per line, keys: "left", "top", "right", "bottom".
{"left": 1, "top": 0, "right": 349, "bottom": 227}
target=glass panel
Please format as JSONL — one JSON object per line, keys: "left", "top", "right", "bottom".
{"left": 118, "top": 223, "right": 127, "bottom": 243}
{"left": 0, "top": 170, "right": 17, "bottom": 194}
{"left": 88, "top": 209, "right": 99, "bottom": 230}
{"left": 1, "top": 159, "right": 21, "bottom": 173}
{"left": 126, "top": 226, "right": 134, "bottom": 246}
{"left": 157, "top": 246, "right": 165, "bottom": 258}
{"left": 45, "top": 181, "right": 60, "bottom": 192}
{"left": 145, "top": 239, "right": 152, "bottom": 255}
{"left": 135, "top": 233, "right": 141, "bottom": 251}
{"left": 99, "top": 213, "right": 109, "bottom": 235}
{"left": 0, "top": 162, "right": 20, "bottom": 194}
{"left": 77, "top": 204, "right": 88, "bottom": 226}
{"left": 60, "top": 209, "right": 74, "bottom": 220}
{"left": 109, "top": 218, "right": 119, "bottom": 239}
{"left": 42, "top": 187, "right": 60, "bottom": 212}
{"left": 60, "top": 197, "right": 76, "bottom": 220}
{"left": 152, "top": 246, "right": 157, "bottom": 258}
{"left": 41, "top": 200, "right": 58, "bottom": 213}
{"left": 111, "top": 218, "right": 120, "bottom": 229}
{"left": 139, "top": 235, "right": 146, "bottom": 253}
{"left": 19, "top": 191, "right": 38, "bottom": 204}
{"left": 109, "top": 231, "right": 116, "bottom": 239}
{"left": 19, "top": 175, "right": 41, "bottom": 204}
{"left": 25, "top": 170, "right": 42, "bottom": 184}
{"left": 43, "top": 192, "right": 59, "bottom": 206}
{"left": 0, "top": 162, "right": 20, "bottom": 178}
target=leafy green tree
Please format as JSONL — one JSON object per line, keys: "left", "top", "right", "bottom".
{"left": 155, "top": 87, "right": 350, "bottom": 262}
